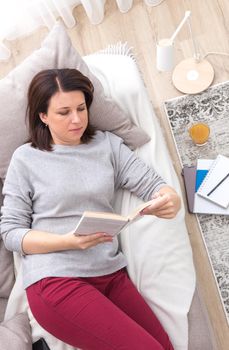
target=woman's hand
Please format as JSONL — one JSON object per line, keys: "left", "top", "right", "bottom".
{"left": 65, "top": 231, "right": 113, "bottom": 250}
{"left": 141, "top": 185, "right": 181, "bottom": 219}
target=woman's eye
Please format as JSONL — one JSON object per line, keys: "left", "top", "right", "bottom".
{"left": 78, "top": 107, "right": 86, "bottom": 112}
{"left": 58, "top": 107, "right": 86, "bottom": 116}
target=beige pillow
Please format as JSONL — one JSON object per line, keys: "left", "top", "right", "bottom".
{"left": 0, "top": 180, "right": 15, "bottom": 298}
{"left": 0, "top": 298, "right": 7, "bottom": 322}
{"left": 0, "top": 22, "right": 150, "bottom": 181}
{"left": 0, "top": 239, "right": 15, "bottom": 298}
{"left": 0, "top": 313, "right": 32, "bottom": 350}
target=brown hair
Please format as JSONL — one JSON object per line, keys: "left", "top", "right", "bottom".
{"left": 26, "top": 68, "right": 95, "bottom": 151}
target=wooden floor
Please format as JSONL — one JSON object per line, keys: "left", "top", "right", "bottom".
{"left": 1, "top": 0, "right": 229, "bottom": 348}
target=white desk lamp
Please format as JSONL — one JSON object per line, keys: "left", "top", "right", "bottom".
{"left": 156, "top": 11, "right": 214, "bottom": 94}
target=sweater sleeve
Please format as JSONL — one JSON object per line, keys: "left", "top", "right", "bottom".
{"left": 1, "top": 156, "right": 33, "bottom": 254}
{"left": 108, "top": 133, "right": 166, "bottom": 201}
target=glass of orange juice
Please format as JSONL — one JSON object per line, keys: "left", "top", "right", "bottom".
{"left": 188, "top": 122, "right": 210, "bottom": 146}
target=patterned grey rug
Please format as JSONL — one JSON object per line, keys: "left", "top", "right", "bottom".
{"left": 164, "top": 81, "right": 229, "bottom": 324}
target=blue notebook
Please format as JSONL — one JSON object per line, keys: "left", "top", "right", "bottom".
{"left": 195, "top": 168, "right": 209, "bottom": 192}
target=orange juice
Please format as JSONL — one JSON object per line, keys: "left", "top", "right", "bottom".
{"left": 188, "top": 123, "right": 210, "bottom": 146}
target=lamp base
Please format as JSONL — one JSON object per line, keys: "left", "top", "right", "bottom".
{"left": 172, "top": 57, "right": 214, "bottom": 94}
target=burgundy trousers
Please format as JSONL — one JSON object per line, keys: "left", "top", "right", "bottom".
{"left": 26, "top": 269, "right": 174, "bottom": 350}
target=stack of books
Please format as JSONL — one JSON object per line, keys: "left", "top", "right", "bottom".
{"left": 182, "top": 154, "right": 229, "bottom": 215}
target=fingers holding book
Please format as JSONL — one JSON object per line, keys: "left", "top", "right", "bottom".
{"left": 141, "top": 186, "right": 181, "bottom": 219}
{"left": 67, "top": 231, "right": 113, "bottom": 250}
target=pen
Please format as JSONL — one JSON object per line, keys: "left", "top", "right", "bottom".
{"left": 207, "top": 172, "right": 229, "bottom": 196}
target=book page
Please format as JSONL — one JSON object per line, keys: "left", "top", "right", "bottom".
{"left": 82, "top": 211, "right": 127, "bottom": 221}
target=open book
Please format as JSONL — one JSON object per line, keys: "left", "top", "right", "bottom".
{"left": 73, "top": 200, "right": 155, "bottom": 236}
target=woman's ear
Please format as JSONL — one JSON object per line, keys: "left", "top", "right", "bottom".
{"left": 39, "top": 112, "right": 48, "bottom": 125}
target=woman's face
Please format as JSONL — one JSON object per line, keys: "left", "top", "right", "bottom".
{"left": 39, "top": 90, "right": 88, "bottom": 146}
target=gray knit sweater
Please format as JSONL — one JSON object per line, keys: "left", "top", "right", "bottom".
{"left": 1, "top": 131, "right": 165, "bottom": 288}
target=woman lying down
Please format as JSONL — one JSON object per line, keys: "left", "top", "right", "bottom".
{"left": 1, "top": 68, "right": 181, "bottom": 350}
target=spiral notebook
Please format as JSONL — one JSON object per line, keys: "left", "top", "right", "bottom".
{"left": 197, "top": 154, "right": 229, "bottom": 208}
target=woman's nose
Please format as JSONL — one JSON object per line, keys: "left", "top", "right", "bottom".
{"left": 71, "top": 111, "right": 80, "bottom": 123}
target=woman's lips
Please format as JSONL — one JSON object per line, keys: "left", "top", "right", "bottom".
{"left": 69, "top": 127, "right": 83, "bottom": 132}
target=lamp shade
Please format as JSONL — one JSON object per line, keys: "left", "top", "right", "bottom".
{"left": 156, "top": 39, "right": 174, "bottom": 71}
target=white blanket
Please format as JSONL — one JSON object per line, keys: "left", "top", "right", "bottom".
{"left": 5, "top": 49, "right": 195, "bottom": 350}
